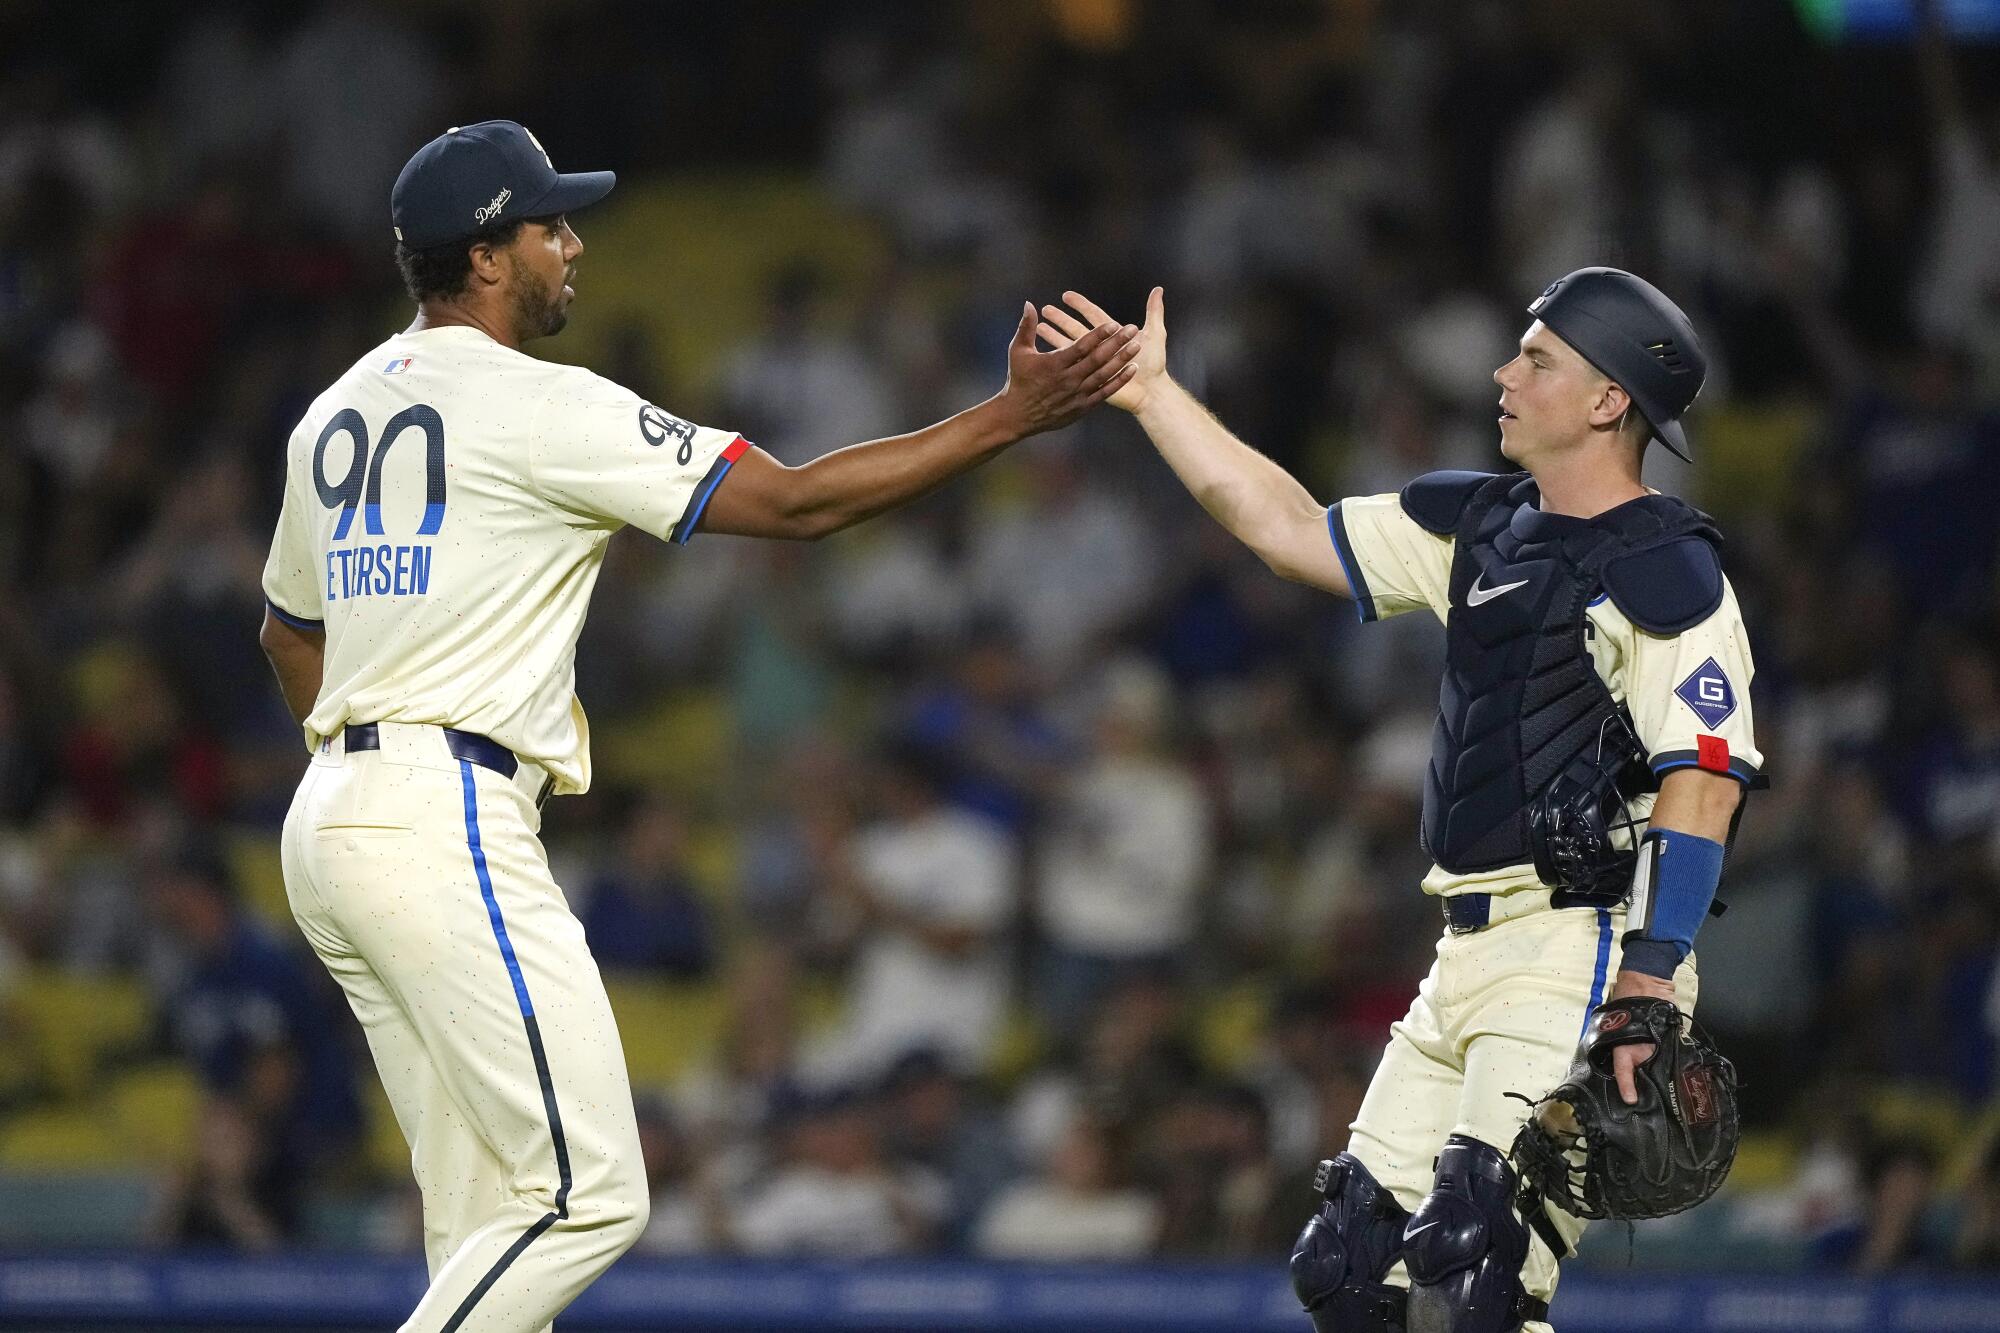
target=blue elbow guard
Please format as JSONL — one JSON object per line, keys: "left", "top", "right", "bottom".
{"left": 1623, "top": 828, "right": 1725, "bottom": 972}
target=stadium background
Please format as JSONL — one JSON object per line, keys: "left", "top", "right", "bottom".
{"left": 2, "top": 0, "right": 1999, "bottom": 1328}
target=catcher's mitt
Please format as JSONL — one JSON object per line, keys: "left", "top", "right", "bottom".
{"left": 1510, "top": 996, "right": 1738, "bottom": 1221}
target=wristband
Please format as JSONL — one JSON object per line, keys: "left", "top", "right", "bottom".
{"left": 1619, "top": 937, "right": 1683, "bottom": 980}
{"left": 1621, "top": 828, "right": 1725, "bottom": 969}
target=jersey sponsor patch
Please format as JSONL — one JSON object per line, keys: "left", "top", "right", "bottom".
{"left": 383, "top": 357, "right": 414, "bottom": 375}
{"left": 1674, "top": 657, "right": 1737, "bottom": 730}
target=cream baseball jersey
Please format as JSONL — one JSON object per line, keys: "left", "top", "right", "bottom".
{"left": 1329, "top": 491, "right": 1763, "bottom": 897}
{"left": 262, "top": 324, "right": 747, "bottom": 792}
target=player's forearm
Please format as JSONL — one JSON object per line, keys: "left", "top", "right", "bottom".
{"left": 1133, "top": 379, "right": 1325, "bottom": 573}
{"left": 785, "top": 396, "right": 1023, "bottom": 539}
{"left": 258, "top": 611, "right": 324, "bottom": 726}
{"left": 1617, "top": 768, "right": 1743, "bottom": 987}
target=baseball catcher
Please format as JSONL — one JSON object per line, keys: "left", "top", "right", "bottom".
{"left": 1041, "top": 269, "right": 1765, "bottom": 1332}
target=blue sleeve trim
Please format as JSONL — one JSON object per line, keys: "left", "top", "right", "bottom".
{"left": 1326, "top": 503, "right": 1377, "bottom": 624}
{"left": 265, "top": 599, "right": 323, "bottom": 631}
{"left": 1650, "top": 752, "right": 1766, "bottom": 788}
{"left": 669, "top": 445, "right": 744, "bottom": 545}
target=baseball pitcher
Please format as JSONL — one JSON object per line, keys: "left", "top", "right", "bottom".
{"left": 258, "top": 121, "right": 1138, "bottom": 1332}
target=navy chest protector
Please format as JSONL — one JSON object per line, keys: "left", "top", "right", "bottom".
{"left": 1401, "top": 471, "right": 1723, "bottom": 889}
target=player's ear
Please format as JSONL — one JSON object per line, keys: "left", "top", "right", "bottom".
{"left": 1589, "top": 379, "right": 1632, "bottom": 430}
{"left": 466, "top": 237, "right": 508, "bottom": 288}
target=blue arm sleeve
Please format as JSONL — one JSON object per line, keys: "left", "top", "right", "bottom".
{"left": 1620, "top": 828, "right": 1726, "bottom": 979}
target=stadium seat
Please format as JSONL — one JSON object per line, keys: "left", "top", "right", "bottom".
{"left": 1866, "top": 1083, "right": 1973, "bottom": 1167}
{"left": 361, "top": 1082, "right": 413, "bottom": 1180}
{"left": 537, "top": 175, "right": 884, "bottom": 391}
{"left": 226, "top": 828, "right": 293, "bottom": 932}
{"left": 594, "top": 690, "right": 734, "bottom": 797}
{"left": 104, "top": 1063, "right": 202, "bottom": 1166}
{"left": 10, "top": 967, "right": 153, "bottom": 1099}
{"left": 685, "top": 821, "right": 743, "bottom": 909}
{"left": 1727, "top": 1131, "right": 1800, "bottom": 1189}
{"left": 1195, "top": 981, "right": 1271, "bottom": 1075}
{"left": 986, "top": 1004, "right": 1047, "bottom": 1084}
{"left": 0, "top": 1102, "right": 129, "bottom": 1169}
{"left": 603, "top": 976, "right": 731, "bottom": 1087}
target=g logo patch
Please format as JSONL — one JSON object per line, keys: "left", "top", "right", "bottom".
{"left": 1673, "top": 657, "right": 1738, "bottom": 730}
{"left": 637, "top": 404, "right": 697, "bottom": 464}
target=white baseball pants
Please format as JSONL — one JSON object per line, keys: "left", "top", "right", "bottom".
{"left": 281, "top": 722, "right": 647, "bottom": 1332}
{"left": 1346, "top": 889, "right": 1699, "bottom": 1333}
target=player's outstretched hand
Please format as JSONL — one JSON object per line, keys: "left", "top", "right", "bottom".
{"left": 1038, "top": 287, "right": 1167, "bottom": 415}
{"left": 996, "top": 303, "right": 1142, "bottom": 439}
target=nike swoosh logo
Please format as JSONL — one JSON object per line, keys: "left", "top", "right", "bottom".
{"left": 1467, "top": 575, "right": 1531, "bottom": 606}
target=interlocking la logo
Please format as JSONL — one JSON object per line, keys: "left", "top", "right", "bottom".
{"left": 525, "top": 127, "right": 553, "bottom": 169}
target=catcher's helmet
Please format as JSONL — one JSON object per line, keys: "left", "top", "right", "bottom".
{"left": 1527, "top": 268, "right": 1707, "bottom": 461}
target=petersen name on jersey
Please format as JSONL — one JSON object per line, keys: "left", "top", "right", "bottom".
{"left": 262, "top": 325, "right": 746, "bottom": 794}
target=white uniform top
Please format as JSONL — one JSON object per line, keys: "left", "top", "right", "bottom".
{"left": 261, "top": 324, "right": 747, "bottom": 794}
{"left": 1330, "top": 491, "right": 1764, "bottom": 898}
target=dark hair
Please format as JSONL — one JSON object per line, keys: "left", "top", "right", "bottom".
{"left": 394, "top": 217, "right": 527, "bottom": 303}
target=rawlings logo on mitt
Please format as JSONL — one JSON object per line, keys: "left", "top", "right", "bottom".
{"left": 1510, "top": 996, "right": 1739, "bottom": 1221}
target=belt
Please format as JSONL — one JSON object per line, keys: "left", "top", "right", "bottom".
{"left": 343, "top": 722, "right": 519, "bottom": 779}
{"left": 1442, "top": 893, "right": 1492, "bottom": 933}
{"left": 1439, "top": 887, "right": 1571, "bottom": 935}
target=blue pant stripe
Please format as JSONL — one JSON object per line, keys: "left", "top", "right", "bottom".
{"left": 442, "top": 762, "right": 574, "bottom": 1331}
{"left": 1581, "top": 907, "right": 1613, "bottom": 1041}
{"left": 460, "top": 760, "right": 534, "bottom": 1017}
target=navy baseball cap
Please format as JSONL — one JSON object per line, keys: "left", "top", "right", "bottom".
{"left": 391, "top": 120, "right": 615, "bottom": 250}
{"left": 1527, "top": 267, "right": 1707, "bottom": 461}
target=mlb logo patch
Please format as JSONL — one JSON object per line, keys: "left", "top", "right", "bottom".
{"left": 383, "top": 356, "right": 414, "bottom": 375}
{"left": 1674, "top": 657, "right": 1737, "bottom": 729}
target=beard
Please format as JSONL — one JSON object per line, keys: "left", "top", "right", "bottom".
{"left": 505, "top": 253, "right": 569, "bottom": 340}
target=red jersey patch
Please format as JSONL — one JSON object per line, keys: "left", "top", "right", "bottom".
{"left": 1696, "top": 734, "right": 1730, "bottom": 773}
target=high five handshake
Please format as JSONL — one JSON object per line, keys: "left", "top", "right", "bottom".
{"left": 1038, "top": 287, "right": 1354, "bottom": 595}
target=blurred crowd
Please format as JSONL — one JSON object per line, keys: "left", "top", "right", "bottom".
{"left": 2, "top": 0, "right": 1999, "bottom": 1273}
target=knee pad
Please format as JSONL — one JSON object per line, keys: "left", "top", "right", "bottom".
{"left": 1402, "top": 1136, "right": 1547, "bottom": 1333}
{"left": 1289, "top": 1153, "right": 1411, "bottom": 1333}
